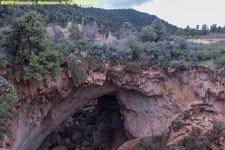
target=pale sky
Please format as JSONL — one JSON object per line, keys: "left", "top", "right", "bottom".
{"left": 87, "top": 0, "right": 225, "bottom": 28}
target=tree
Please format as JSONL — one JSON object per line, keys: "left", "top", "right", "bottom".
{"left": 69, "top": 23, "right": 81, "bottom": 40}
{"left": 201, "top": 24, "right": 209, "bottom": 35}
{"left": 129, "top": 42, "right": 142, "bottom": 60}
{"left": 175, "top": 28, "right": 185, "bottom": 36}
{"left": 217, "top": 26, "right": 223, "bottom": 33}
{"left": 7, "top": 11, "right": 62, "bottom": 80}
{"left": 196, "top": 25, "right": 200, "bottom": 31}
{"left": 0, "top": 6, "right": 13, "bottom": 26}
{"left": 210, "top": 24, "right": 217, "bottom": 33}
{"left": 9, "top": 11, "right": 46, "bottom": 65}
{"left": 140, "top": 25, "right": 157, "bottom": 42}
{"left": 151, "top": 19, "right": 168, "bottom": 41}
{"left": 122, "top": 22, "right": 133, "bottom": 29}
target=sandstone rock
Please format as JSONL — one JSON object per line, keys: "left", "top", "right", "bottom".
{"left": 10, "top": 65, "right": 225, "bottom": 150}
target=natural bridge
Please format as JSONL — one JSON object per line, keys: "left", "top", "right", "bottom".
{"left": 8, "top": 65, "right": 225, "bottom": 150}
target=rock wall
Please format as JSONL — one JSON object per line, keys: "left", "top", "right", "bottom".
{"left": 9, "top": 65, "right": 225, "bottom": 150}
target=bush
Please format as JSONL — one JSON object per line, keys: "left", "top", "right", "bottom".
{"left": 86, "top": 58, "right": 106, "bottom": 71}
{"left": 24, "top": 49, "right": 62, "bottom": 81}
{"left": 0, "top": 52, "right": 6, "bottom": 70}
{"left": 129, "top": 42, "right": 143, "bottom": 60}
{"left": 125, "top": 62, "right": 142, "bottom": 73}
{"left": 151, "top": 19, "right": 168, "bottom": 41}
{"left": 68, "top": 60, "right": 88, "bottom": 87}
{"left": 69, "top": 23, "right": 82, "bottom": 40}
{"left": 132, "top": 134, "right": 168, "bottom": 150}
{"left": 140, "top": 25, "right": 157, "bottom": 42}
{"left": 216, "top": 54, "right": 225, "bottom": 72}
{"left": 0, "top": 77, "right": 19, "bottom": 143}
{"left": 170, "top": 48, "right": 185, "bottom": 60}
{"left": 171, "top": 119, "right": 185, "bottom": 131}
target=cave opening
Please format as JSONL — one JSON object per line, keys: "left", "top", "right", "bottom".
{"left": 38, "top": 95, "right": 128, "bottom": 150}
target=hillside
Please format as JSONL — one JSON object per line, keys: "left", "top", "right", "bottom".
{"left": 86, "top": 8, "right": 178, "bottom": 34}
{"left": 11, "top": 5, "right": 177, "bottom": 34}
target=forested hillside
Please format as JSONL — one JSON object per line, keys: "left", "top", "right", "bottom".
{"left": 86, "top": 8, "right": 178, "bottom": 34}
{"left": 5, "top": 5, "right": 177, "bottom": 35}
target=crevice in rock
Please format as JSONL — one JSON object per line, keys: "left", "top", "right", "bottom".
{"left": 38, "top": 95, "right": 128, "bottom": 150}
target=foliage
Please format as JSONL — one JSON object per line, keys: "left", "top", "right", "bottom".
{"left": 178, "top": 121, "right": 225, "bottom": 150}
{"left": 12, "top": 5, "right": 176, "bottom": 37}
{"left": 13, "top": 5, "right": 88, "bottom": 27}
{"left": 151, "top": 19, "right": 168, "bottom": 41}
{"left": 125, "top": 62, "right": 142, "bottom": 73}
{"left": 4, "top": 11, "right": 63, "bottom": 81}
{"left": 0, "top": 77, "right": 19, "bottom": 143}
{"left": 0, "top": 51, "right": 6, "bottom": 70}
{"left": 68, "top": 60, "right": 88, "bottom": 87}
{"left": 9, "top": 11, "right": 46, "bottom": 62}
{"left": 0, "top": 4, "right": 225, "bottom": 79}
{"left": 171, "top": 119, "right": 185, "bottom": 131}
{"left": 69, "top": 23, "right": 81, "bottom": 40}
{"left": 175, "top": 28, "right": 185, "bottom": 36}
{"left": 86, "top": 58, "right": 106, "bottom": 71}
{"left": 129, "top": 42, "right": 143, "bottom": 60}
{"left": 86, "top": 8, "right": 177, "bottom": 34}
{"left": 23, "top": 49, "right": 62, "bottom": 81}
{"left": 140, "top": 25, "right": 157, "bottom": 42}
{"left": 216, "top": 54, "right": 225, "bottom": 74}
{"left": 202, "top": 24, "right": 209, "bottom": 35}
{"left": 0, "top": 5, "right": 13, "bottom": 26}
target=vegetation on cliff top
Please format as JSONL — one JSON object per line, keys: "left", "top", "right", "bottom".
{"left": 0, "top": 5, "right": 225, "bottom": 85}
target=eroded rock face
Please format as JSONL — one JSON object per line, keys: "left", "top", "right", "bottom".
{"left": 10, "top": 66, "right": 225, "bottom": 150}
{"left": 168, "top": 103, "right": 225, "bottom": 146}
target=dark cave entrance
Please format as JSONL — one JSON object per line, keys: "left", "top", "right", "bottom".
{"left": 38, "top": 95, "right": 128, "bottom": 150}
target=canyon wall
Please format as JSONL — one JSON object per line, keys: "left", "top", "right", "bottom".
{"left": 8, "top": 65, "right": 225, "bottom": 150}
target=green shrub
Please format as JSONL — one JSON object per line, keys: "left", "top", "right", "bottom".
{"left": 171, "top": 119, "right": 184, "bottom": 131}
{"left": 132, "top": 139, "right": 153, "bottom": 150}
{"left": 125, "top": 62, "right": 142, "bottom": 73}
{"left": 69, "top": 23, "right": 82, "bottom": 40}
{"left": 140, "top": 25, "right": 157, "bottom": 42}
{"left": 0, "top": 77, "right": 19, "bottom": 143}
{"left": 170, "top": 48, "right": 185, "bottom": 60}
{"left": 24, "top": 49, "right": 62, "bottom": 81}
{"left": 129, "top": 42, "right": 143, "bottom": 60}
{"left": 0, "top": 51, "right": 6, "bottom": 70}
{"left": 68, "top": 60, "right": 88, "bottom": 87}
{"left": 86, "top": 58, "right": 106, "bottom": 71}
{"left": 216, "top": 54, "right": 225, "bottom": 73}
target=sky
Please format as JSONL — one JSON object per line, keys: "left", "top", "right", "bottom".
{"left": 87, "top": 0, "right": 225, "bottom": 28}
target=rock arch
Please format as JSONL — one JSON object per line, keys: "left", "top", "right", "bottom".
{"left": 11, "top": 66, "right": 225, "bottom": 150}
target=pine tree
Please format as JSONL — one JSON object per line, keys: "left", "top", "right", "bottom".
{"left": 69, "top": 23, "right": 81, "bottom": 40}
